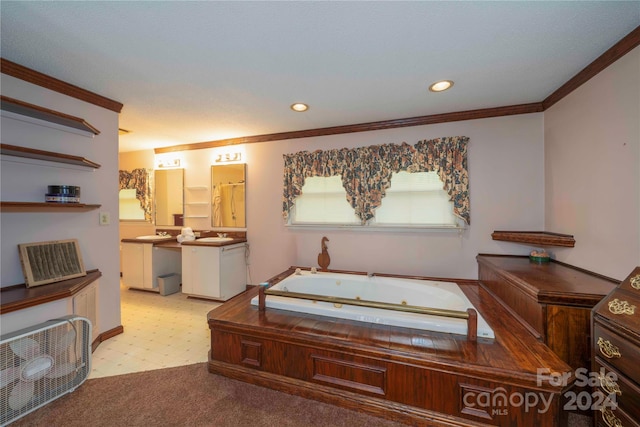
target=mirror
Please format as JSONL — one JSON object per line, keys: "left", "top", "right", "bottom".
{"left": 155, "top": 169, "right": 184, "bottom": 226}
{"left": 211, "top": 164, "right": 246, "bottom": 228}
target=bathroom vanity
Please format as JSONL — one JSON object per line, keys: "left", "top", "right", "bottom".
{"left": 121, "top": 237, "right": 181, "bottom": 292}
{"left": 181, "top": 239, "right": 247, "bottom": 300}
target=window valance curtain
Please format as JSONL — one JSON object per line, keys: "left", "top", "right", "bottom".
{"left": 119, "top": 168, "right": 153, "bottom": 221}
{"left": 282, "top": 136, "right": 470, "bottom": 225}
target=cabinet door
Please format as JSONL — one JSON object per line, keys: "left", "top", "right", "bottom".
{"left": 73, "top": 280, "right": 99, "bottom": 342}
{"left": 219, "top": 244, "right": 247, "bottom": 300}
{"left": 182, "top": 246, "right": 220, "bottom": 298}
{"left": 122, "top": 243, "right": 145, "bottom": 289}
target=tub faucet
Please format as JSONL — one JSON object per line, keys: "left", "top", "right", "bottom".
{"left": 367, "top": 272, "right": 375, "bottom": 278}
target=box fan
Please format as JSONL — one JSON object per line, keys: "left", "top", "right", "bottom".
{"left": 0, "top": 316, "right": 91, "bottom": 426}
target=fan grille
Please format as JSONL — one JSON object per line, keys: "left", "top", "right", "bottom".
{"left": 0, "top": 316, "right": 91, "bottom": 426}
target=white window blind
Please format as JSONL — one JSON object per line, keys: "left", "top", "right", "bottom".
{"left": 373, "top": 171, "right": 457, "bottom": 226}
{"left": 291, "top": 172, "right": 458, "bottom": 227}
{"left": 292, "top": 176, "right": 360, "bottom": 224}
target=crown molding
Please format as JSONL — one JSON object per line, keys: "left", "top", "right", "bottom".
{"left": 1, "top": 58, "right": 123, "bottom": 113}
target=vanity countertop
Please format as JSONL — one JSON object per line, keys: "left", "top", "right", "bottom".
{"left": 179, "top": 238, "right": 247, "bottom": 247}
{"left": 120, "top": 236, "right": 178, "bottom": 244}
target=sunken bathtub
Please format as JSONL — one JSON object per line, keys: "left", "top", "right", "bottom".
{"left": 208, "top": 267, "right": 574, "bottom": 427}
{"left": 250, "top": 270, "right": 494, "bottom": 339}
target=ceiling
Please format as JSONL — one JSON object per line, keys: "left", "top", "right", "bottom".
{"left": 1, "top": 2, "right": 638, "bottom": 152}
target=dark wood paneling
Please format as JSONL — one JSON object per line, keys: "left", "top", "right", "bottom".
{"left": 1, "top": 58, "right": 123, "bottom": 113}
{"left": 477, "top": 255, "right": 615, "bottom": 373}
{"left": 208, "top": 271, "right": 572, "bottom": 426}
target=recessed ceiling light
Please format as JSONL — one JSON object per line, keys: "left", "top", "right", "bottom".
{"left": 290, "top": 103, "right": 309, "bottom": 112}
{"left": 429, "top": 80, "right": 454, "bottom": 92}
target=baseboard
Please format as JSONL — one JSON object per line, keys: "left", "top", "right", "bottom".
{"left": 91, "top": 324, "right": 124, "bottom": 352}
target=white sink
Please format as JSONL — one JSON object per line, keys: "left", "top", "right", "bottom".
{"left": 136, "top": 235, "right": 173, "bottom": 240}
{"left": 197, "top": 237, "right": 234, "bottom": 242}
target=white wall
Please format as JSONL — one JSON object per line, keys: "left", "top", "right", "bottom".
{"left": 134, "top": 114, "right": 542, "bottom": 284}
{"left": 544, "top": 46, "right": 640, "bottom": 280}
{"left": 243, "top": 114, "right": 544, "bottom": 282}
{"left": 0, "top": 74, "right": 121, "bottom": 335}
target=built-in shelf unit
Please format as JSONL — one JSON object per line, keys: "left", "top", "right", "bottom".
{"left": 184, "top": 186, "right": 209, "bottom": 219}
{"left": 491, "top": 230, "right": 576, "bottom": 247}
{"left": 1, "top": 95, "right": 100, "bottom": 137}
{"left": 0, "top": 102, "right": 102, "bottom": 211}
{"left": 1, "top": 143, "right": 101, "bottom": 169}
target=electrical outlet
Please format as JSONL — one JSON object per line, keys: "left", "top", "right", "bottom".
{"left": 99, "top": 212, "right": 110, "bottom": 225}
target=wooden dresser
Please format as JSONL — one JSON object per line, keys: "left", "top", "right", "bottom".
{"left": 477, "top": 254, "right": 618, "bottom": 373}
{"left": 591, "top": 267, "right": 640, "bottom": 426}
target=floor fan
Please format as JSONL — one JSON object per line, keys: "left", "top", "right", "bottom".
{"left": 0, "top": 316, "right": 91, "bottom": 426}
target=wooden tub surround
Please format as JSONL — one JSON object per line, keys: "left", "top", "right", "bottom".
{"left": 208, "top": 267, "right": 574, "bottom": 426}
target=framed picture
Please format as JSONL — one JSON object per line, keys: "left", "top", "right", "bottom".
{"left": 18, "top": 239, "right": 86, "bottom": 287}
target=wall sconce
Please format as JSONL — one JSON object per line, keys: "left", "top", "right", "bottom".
{"left": 156, "top": 158, "right": 181, "bottom": 168}
{"left": 215, "top": 152, "right": 242, "bottom": 163}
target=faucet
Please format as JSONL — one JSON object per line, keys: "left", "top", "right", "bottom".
{"left": 367, "top": 272, "right": 375, "bottom": 278}
{"left": 217, "top": 232, "right": 227, "bottom": 238}
{"left": 157, "top": 231, "right": 169, "bottom": 236}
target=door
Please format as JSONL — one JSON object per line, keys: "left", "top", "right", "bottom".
{"left": 122, "top": 243, "right": 144, "bottom": 289}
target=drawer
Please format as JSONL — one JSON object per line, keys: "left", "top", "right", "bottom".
{"left": 596, "top": 405, "right": 640, "bottom": 427}
{"left": 593, "top": 323, "right": 640, "bottom": 384}
{"left": 594, "top": 359, "right": 640, "bottom": 422}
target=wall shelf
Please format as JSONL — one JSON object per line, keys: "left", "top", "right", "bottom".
{"left": 1, "top": 143, "right": 101, "bottom": 169}
{"left": 0, "top": 202, "right": 101, "bottom": 212}
{"left": 491, "top": 231, "right": 575, "bottom": 247}
{"left": 1, "top": 95, "right": 100, "bottom": 137}
{"left": 1, "top": 269, "right": 102, "bottom": 314}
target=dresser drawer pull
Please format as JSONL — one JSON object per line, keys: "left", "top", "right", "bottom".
{"left": 597, "top": 337, "right": 621, "bottom": 359}
{"left": 631, "top": 274, "right": 640, "bottom": 290}
{"left": 600, "top": 407, "right": 623, "bottom": 427}
{"left": 598, "top": 373, "right": 622, "bottom": 396}
{"left": 608, "top": 298, "right": 636, "bottom": 315}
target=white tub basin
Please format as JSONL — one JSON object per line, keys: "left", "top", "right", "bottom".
{"left": 197, "top": 237, "right": 233, "bottom": 242}
{"left": 136, "top": 235, "right": 173, "bottom": 240}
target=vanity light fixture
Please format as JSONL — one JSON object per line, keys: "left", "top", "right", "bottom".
{"left": 290, "top": 103, "right": 309, "bottom": 112}
{"left": 215, "top": 152, "right": 242, "bottom": 163}
{"left": 156, "top": 158, "right": 181, "bottom": 168}
{"left": 428, "top": 80, "right": 454, "bottom": 92}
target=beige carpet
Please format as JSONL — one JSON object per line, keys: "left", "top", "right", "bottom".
{"left": 10, "top": 363, "right": 591, "bottom": 426}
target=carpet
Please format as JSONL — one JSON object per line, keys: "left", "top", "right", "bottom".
{"left": 10, "top": 363, "right": 592, "bottom": 426}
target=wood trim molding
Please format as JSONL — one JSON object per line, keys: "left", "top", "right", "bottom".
{"left": 156, "top": 26, "right": 640, "bottom": 154}
{"left": 542, "top": 25, "right": 640, "bottom": 110}
{"left": 0, "top": 269, "right": 102, "bottom": 314}
{"left": 155, "top": 102, "right": 543, "bottom": 153}
{"left": 491, "top": 230, "right": 576, "bottom": 247}
{"left": 92, "top": 325, "right": 125, "bottom": 352}
{"left": 1, "top": 58, "right": 123, "bottom": 113}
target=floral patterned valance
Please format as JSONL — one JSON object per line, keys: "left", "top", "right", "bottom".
{"left": 119, "top": 168, "right": 153, "bottom": 221}
{"left": 282, "top": 136, "right": 470, "bottom": 225}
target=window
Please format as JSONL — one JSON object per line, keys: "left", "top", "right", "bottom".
{"left": 119, "top": 189, "right": 146, "bottom": 221}
{"left": 374, "top": 171, "right": 457, "bottom": 226}
{"left": 292, "top": 176, "right": 360, "bottom": 224}
{"left": 282, "top": 137, "right": 470, "bottom": 227}
{"left": 291, "top": 172, "right": 459, "bottom": 228}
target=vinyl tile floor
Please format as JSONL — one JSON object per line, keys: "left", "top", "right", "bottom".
{"left": 89, "top": 281, "right": 221, "bottom": 379}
